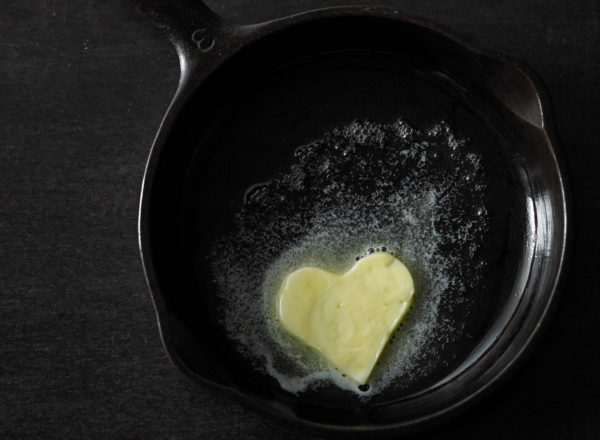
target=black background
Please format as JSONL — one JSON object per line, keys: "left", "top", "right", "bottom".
{"left": 1, "top": 1, "right": 598, "bottom": 438}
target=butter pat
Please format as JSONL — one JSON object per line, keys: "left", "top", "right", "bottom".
{"left": 276, "top": 252, "right": 415, "bottom": 384}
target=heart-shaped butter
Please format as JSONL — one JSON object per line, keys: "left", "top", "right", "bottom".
{"left": 276, "top": 252, "right": 414, "bottom": 384}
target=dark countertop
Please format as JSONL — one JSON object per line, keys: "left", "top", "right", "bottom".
{"left": 1, "top": 1, "right": 598, "bottom": 438}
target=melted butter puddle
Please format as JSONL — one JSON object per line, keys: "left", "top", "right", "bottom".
{"left": 210, "top": 119, "right": 489, "bottom": 396}
{"left": 277, "top": 252, "right": 415, "bottom": 384}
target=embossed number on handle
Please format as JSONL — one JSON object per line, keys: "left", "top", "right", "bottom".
{"left": 191, "top": 28, "right": 215, "bottom": 52}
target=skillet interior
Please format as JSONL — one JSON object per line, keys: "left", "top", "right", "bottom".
{"left": 143, "top": 14, "right": 566, "bottom": 430}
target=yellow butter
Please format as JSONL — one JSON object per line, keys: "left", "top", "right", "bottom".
{"left": 276, "top": 252, "right": 414, "bottom": 384}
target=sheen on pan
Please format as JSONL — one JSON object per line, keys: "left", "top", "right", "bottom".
{"left": 136, "top": 0, "right": 569, "bottom": 436}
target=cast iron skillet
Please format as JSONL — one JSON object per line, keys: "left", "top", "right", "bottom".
{"left": 136, "top": 0, "right": 569, "bottom": 436}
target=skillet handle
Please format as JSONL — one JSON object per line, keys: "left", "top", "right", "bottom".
{"left": 135, "top": 0, "right": 241, "bottom": 81}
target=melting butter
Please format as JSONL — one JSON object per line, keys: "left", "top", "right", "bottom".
{"left": 276, "top": 252, "right": 415, "bottom": 384}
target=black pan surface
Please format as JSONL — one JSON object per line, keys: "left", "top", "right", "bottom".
{"left": 136, "top": 1, "right": 569, "bottom": 436}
